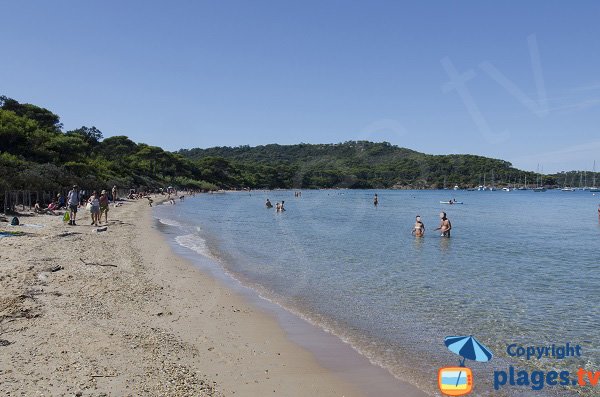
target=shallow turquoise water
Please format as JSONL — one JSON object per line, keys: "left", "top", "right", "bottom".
{"left": 155, "top": 190, "right": 600, "bottom": 396}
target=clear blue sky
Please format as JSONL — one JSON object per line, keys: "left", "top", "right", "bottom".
{"left": 2, "top": 1, "right": 599, "bottom": 172}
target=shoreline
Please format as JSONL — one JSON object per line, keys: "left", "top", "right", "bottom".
{"left": 155, "top": 204, "right": 428, "bottom": 397}
{"left": 0, "top": 196, "right": 426, "bottom": 396}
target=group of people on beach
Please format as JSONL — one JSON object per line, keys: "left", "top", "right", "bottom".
{"left": 64, "top": 185, "right": 117, "bottom": 226}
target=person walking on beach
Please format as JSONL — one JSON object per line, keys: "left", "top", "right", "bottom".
{"left": 435, "top": 212, "right": 451, "bottom": 237}
{"left": 412, "top": 215, "right": 425, "bottom": 237}
{"left": 266, "top": 198, "right": 273, "bottom": 208}
{"left": 374, "top": 193, "right": 379, "bottom": 207}
{"left": 99, "top": 190, "right": 109, "bottom": 224}
{"left": 88, "top": 191, "right": 101, "bottom": 226}
{"left": 112, "top": 185, "right": 118, "bottom": 203}
{"left": 67, "top": 185, "right": 80, "bottom": 226}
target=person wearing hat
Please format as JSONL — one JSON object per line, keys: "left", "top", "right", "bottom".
{"left": 99, "top": 190, "right": 110, "bottom": 224}
{"left": 67, "top": 185, "right": 80, "bottom": 225}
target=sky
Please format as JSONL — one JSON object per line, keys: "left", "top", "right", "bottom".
{"left": 1, "top": 1, "right": 599, "bottom": 173}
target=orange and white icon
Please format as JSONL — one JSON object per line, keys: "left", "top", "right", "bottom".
{"left": 438, "top": 366, "right": 473, "bottom": 396}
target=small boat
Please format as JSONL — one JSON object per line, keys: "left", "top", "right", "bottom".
{"left": 440, "top": 201, "right": 464, "bottom": 204}
{"left": 561, "top": 187, "right": 575, "bottom": 192}
{"left": 453, "top": 185, "right": 459, "bottom": 191}
{"left": 502, "top": 187, "right": 512, "bottom": 192}
{"left": 533, "top": 187, "right": 546, "bottom": 192}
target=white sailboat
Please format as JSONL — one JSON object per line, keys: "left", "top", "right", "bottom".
{"left": 561, "top": 171, "right": 575, "bottom": 191}
{"left": 591, "top": 161, "right": 599, "bottom": 192}
{"left": 489, "top": 170, "right": 496, "bottom": 191}
{"left": 533, "top": 164, "right": 546, "bottom": 192}
{"left": 518, "top": 175, "right": 528, "bottom": 190}
{"left": 478, "top": 173, "right": 486, "bottom": 190}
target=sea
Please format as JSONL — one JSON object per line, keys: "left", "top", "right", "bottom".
{"left": 154, "top": 189, "right": 600, "bottom": 397}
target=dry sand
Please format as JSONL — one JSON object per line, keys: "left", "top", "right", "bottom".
{"left": 1, "top": 196, "right": 430, "bottom": 397}
{"left": 0, "top": 197, "right": 363, "bottom": 396}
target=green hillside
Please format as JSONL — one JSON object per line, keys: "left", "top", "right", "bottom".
{"left": 178, "top": 143, "right": 549, "bottom": 189}
{"left": 3, "top": 95, "right": 592, "bottom": 192}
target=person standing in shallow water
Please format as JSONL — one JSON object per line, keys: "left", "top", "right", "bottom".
{"left": 265, "top": 198, "right": 273, "bottom": 208}
{"left": 412, "top": 215, "right": 425, "bottom": 237}
{"left": 374, "top": 193, "right": 379, "bottom": 207}
{"left": 435, "top": 212, "right": 451, "bottom": 237}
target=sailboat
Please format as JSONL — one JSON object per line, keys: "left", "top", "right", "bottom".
{"left": 560, "top": 171, "right": 575, "bottom": 191}
{"left": 478, "top": 173, "right": 486, "bottom": 190}
{"left": 517, "top": 175, "right": 528, "bottom": 190}
{"left": 533, "top": 164, "right": 546, "bottom": 192}
{"left": 590, "top": 161, "right": 599, "bottom": 192}
{"left": 489, "top": 170, "right": 496, "bottom": 191}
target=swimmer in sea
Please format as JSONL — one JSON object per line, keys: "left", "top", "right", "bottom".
{"left": 435, "top": 212, "right": 451, "bottom": 237}
{"left": 266, "top": 198, "right": 273, "bottom": 208}
{"left": 412, "top": 215, "right": 425, "bottom": 237}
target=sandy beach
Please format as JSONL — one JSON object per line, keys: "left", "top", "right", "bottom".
{"left": 0, "top": 197, "right": 370, "bottom": 397}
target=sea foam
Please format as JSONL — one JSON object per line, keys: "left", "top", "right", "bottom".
{"left": 175, "top": 233, "right": 212, "bottom": 258}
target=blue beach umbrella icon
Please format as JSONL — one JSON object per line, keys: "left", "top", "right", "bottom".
{"left": 445, "top": 335, "right": 493, "bottom": 366}
{"left": 444, "top": 335, "right": 493, "bottom": 388}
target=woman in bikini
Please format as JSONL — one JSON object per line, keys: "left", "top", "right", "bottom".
{"left": 412, "top": 215, "right": 425, "bottom": 237}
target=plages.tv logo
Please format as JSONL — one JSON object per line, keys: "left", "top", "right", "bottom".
{"left": 438, "top": 335, "right": 494, "bottom": 396}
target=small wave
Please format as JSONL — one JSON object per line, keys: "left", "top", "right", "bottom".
{"left": 175, "top": 233, "right": 212, "bottom": 258}
{"left": 157, "top": 218, "right": 182, "bottom": 227}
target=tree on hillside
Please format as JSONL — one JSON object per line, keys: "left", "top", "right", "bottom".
{"left": 0, "top": 96, "right": 62, "bottom": 132}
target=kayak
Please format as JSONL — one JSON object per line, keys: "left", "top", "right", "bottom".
{"left": 440, "top": 201, "right": 463, "bottom": 204}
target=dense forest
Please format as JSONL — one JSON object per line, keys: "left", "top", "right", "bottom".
{"left": 178, "top": 144, "right": 557, "bottom": 189}
{"left": 0, "top": 96, "right": 218, "bottom": 193}
{"left": 1, "top": 96, "right": 596, "bottom": 194}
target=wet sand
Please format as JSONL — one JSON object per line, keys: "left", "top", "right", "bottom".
{"left": 0, "top": 196, "right": 427, "bottom": 396}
